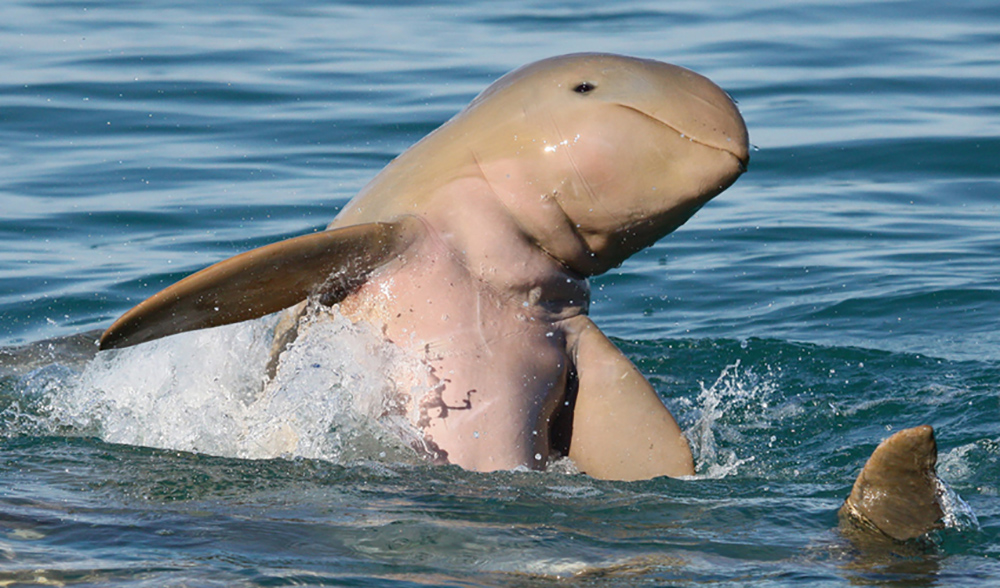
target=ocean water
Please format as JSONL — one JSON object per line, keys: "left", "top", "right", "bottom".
{"left": 2, "top": 0, "right": 999, "bottom": 585}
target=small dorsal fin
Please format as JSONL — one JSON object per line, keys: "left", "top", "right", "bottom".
{"left": 99, "top": 218, "right": 422, "bottom": 350}
{"left": 839, "top": 425, "right": 945, "bottom": 541}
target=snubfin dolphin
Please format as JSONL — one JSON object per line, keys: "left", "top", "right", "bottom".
{"left": 99, "top": 53, "right": 749, "bottom": 481}
{"left": 840, "top": 425, "right": 945, "bottom": 541}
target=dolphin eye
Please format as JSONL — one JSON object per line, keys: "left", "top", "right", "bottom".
{"left": 573, "top": 82, "right": 596, "bottom": 94}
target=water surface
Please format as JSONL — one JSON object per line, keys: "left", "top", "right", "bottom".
{"left": 2, "top": 0, "right": 999, "bottom": 585}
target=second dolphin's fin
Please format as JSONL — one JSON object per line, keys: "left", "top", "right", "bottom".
{"left": 99, "top": 218, "right": 422, "bottom": 350}
{"left": 839, "top": 425, "right": 945, "bottom": 541}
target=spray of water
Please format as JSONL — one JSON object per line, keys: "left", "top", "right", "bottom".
{"left": 937, "top": 477, "right": 981, "bottom": 533}
{"left": 685, "top": 359, "right": 778, "bottom": 479}
{"left": 20, "top": 316, "right": 786, "bottom": 479}
{"left": 43, "top": 306, "right": 430, "bottom": 463}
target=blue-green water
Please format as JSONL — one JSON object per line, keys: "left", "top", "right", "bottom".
{"left": 2, "top": 0, "right": 999, "bottom": 585}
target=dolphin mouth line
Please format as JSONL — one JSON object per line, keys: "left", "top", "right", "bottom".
{"left": 616, "top": 104, "right": 749, "bottom": 172}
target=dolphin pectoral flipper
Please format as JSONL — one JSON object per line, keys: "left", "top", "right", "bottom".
{"left": 562, "top": 316, "right": 695, "bottom": 481}
{"left": 839, "top": 425, "right": 945, "bottom": 541}
{"left": 99, "top": 218, "right": 422, "bottom": 350}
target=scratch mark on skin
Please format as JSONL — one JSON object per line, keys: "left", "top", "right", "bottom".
{"left": 548, "top": 112, "right": 623, "bottom": 227}
{"left": 475, "top": 289, "right": 494, "bottom": 357}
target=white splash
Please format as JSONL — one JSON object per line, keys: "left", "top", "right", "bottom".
{"left": 685, "top": 360, "right": 777, "bottom": 479}
{"left": 937, "top": 477, "right": 981, "bottom": 532}
{"left": 46, "top": 306, "right": 430, "bottom": 463}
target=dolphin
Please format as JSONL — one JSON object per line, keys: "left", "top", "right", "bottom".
{"left": 96, "top": 53, "right": 951, "bottom": 544}
{"left": 99, "top": 52, "right": 749, "bottom": 479}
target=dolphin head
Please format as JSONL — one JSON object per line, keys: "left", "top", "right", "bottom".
{"left": 465, "top": 53, "right": 749, "bottom": 275}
